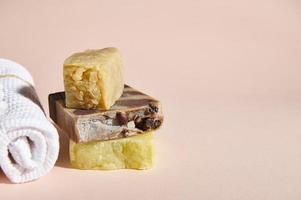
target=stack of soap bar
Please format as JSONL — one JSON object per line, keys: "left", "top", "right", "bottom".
{"left": 63, "top": 48, "right": 124, "bottom": 110}
{"left": 49, "top": 85, "right": 163, "bottom": 170}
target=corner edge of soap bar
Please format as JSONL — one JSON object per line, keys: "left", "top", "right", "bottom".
{"left": 48, "top": 92, "right": 65, "bottom": 122}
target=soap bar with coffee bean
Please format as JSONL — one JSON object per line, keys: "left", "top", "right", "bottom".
{"left": 49, "top": 85, "right": 163, "bottom": 143}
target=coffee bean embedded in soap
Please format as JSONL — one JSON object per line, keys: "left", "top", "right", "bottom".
{"left": 116, "top": 112, "right": 128, "bottom": 125}
{"left": 153, "top": 120, "right": 161, "bottom": 129}
{"left": 148, "top": 103, "right": 158, "bottom": 113}
{"left": 135, "top": 118, "right": 157, "bottom": 131}
{"left": 142, "top": 118, "right": 162, "bottom": 130}
{"left": 144, "top": 118, "right": 156, "bottom": 130}
{"left": 135, "top": 116, "right": 146, "bottom": 130}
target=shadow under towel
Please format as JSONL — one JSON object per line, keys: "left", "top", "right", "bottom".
{"left": 0, "top": 58, "right": 59, "bottom": 183}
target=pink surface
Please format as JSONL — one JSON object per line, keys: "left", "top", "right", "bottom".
{"left": 1, "top": 0, "right": 301, "bottom": 199}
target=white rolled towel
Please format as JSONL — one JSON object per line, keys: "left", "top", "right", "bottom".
{"left": 0, "top": 59, "right": 59, "bottom": 183}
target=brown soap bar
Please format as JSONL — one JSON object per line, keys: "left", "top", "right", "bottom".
{"left": 49, "top": 85, "right": 163, "bottom": 143}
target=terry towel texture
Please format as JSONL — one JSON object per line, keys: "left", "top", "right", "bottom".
{"left": 0, "top": 58, "right": 59, "bottom": 183}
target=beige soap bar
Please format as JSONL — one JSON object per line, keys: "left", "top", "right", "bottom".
{"left": 64, "top": 48, "right": 124, "bottom": 110}
{"left": 70, "top": 132, "right": 154, "bottom": 170}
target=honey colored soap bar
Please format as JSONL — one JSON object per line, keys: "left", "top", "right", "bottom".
{"left": 64, "top": 48, "right": 124, "bottom": 110}
{"left": 49, "top": 85, "right": 163, "bottom": 143}
{"left": 70, "top": 132, "right": 153, "bottom": 170}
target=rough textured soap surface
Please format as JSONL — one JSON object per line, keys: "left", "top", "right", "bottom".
{"left": 64, "top": 48, "right": 124, "bottom": 110}
{"left": 70, "top": 132, "right": 153, "bottom": 170}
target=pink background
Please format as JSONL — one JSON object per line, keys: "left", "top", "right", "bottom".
{"left": 1, "top": 0, "right": 301, "bottom": 199}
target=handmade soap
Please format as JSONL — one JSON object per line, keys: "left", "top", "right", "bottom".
{"left": 63, "top": 48, "right": 124, "bottom": 110}
{"left": 49, "top": 85, "right": 163, "bottom": 143}
{"left": 70, "top": 132, "right": 153, "bottom": 170}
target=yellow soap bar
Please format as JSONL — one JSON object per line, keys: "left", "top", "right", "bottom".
{"left": 64, "top": 48, "right": 124, "bottom": 110}
{"left": 70, "top": 132, "right": 154, "bottom": 170}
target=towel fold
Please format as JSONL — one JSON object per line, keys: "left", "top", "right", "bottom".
{"left": 0, "top": 58, "right": 59, "bottom": 183}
